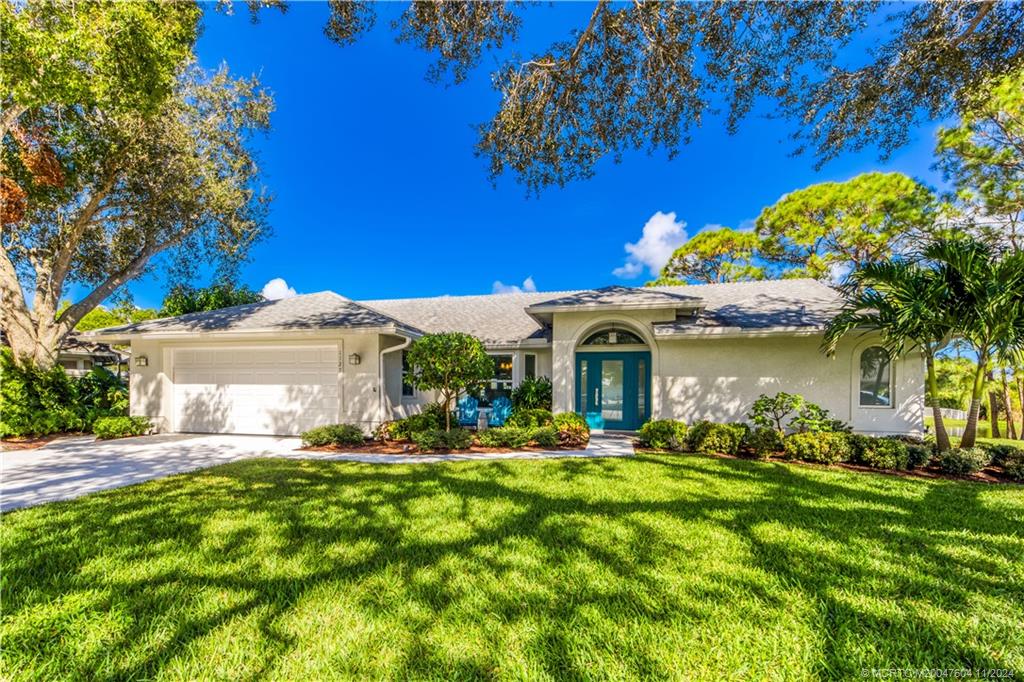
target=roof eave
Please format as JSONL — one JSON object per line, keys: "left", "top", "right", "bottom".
{"left": 80, "top": 323, "right": 422, "bottom": 344}
{"left": 653, "top": 325, "right": 826, "bottom": 339}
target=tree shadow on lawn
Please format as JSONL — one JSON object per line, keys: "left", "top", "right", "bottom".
{"left": 2, "top": 454, "right": 1022, "bottom": 680}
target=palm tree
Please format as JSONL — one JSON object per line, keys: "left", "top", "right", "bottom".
{"left": 927, "top": 238, "right": 1024, "bottom": 448}
{"left": 822, "top": 259, "right": 956, "bottom": 452}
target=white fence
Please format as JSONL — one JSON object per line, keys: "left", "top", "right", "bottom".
{"left": 938, "top": 407, "right": 967, "bottom": 421}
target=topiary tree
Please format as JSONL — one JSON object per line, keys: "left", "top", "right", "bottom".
{"left": 406, "top": 332, "right": 494, "bottom": 431}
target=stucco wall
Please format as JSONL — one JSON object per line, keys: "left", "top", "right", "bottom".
{"left": 549, "top": 309, "right": 924, "bottom": 436}
{"left": 129, "top": 334, "right": 387, "bottom": 434}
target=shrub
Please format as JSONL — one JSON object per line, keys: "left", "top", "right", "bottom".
{"left": 1003, "top": 450, "right": 1024, "bottom": 482}
{"left": 782, "top": 432, "right": 851, "bottom": 464}
{"left": 906, "top": 442, "right": 934, "bottom": 469}
{"left": 849, "top": 436, "right": 910, "bottom": 470}
{"left": 981, "top": 443, "right": 1024, "bottom": 468}
{"left": 937, "top": 447, "right": 990, "bottom": 476}
{"left": 511, "top": 376, "right": 553, "bottom": 411}
{"left": 637, "top": 419, "right": 687, "bottom": 450}
{"left": 374, "top": 420, "right": 401, "bottom": 442}
{"left": 92, "top": 416, "right": 151, "bottom": 440}
{"left": 412, "top": 428, "right": 472, "bottom": 451}
{"left": 389, "top": 404, "right": 453, "bottom": 441}
{"left": 553, "top": 412, "right": 590, "bottom": 448}
{"left": 791, "top": 402, "right": 849, "bottom": 434}
{"left": 405, "top": 333, "right": 494, "bottom": 430}
{"left": 747, "top": 392, "right": 848, "bottom": 435}
{"left": 477, "top": 426, "right": 532, "bottom": 448}
{"left": 530, "top": 425, "right": 559, "bottom": 448}
{"left": 744, "top": 426, "right": 784, "bottom": 459}
{"left": 687, "top": 421, "right": 745, "bottom": 455}
{"left": 507, "top": 408, "right": 554, "bottom": 429}
{"left": 301, "top": 424, "right": 365, "bottom": 447}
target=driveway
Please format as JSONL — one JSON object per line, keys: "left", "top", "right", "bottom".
{"left": 1, "top": 433, "right": 634, "bottom": 512}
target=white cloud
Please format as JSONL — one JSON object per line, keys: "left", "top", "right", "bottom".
{"left": 736, "top": 218, "right": 757, "bottom": 232}
{"left": 613, "top": 211, "right": 688, "bottom": 279}
{"left": 492, "top": 276, "right": 538, "bottom": 294}
{"left": 261, "top": 277, "right": 297, "bottom": 300}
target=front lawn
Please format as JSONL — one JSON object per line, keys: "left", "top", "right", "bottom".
{"left": 2, "top": 453, "right": 1022, "bottom": 680}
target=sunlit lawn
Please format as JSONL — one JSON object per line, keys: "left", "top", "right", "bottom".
{"left": 2, "top": 453, "right": 1022, "bottom": 680}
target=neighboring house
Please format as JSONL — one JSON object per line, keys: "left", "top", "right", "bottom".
{"left": 1, "top": 332, "right": 128, "bottom": 378}
{"left": 84, "top": 279, "right": 924, "bottom": 437}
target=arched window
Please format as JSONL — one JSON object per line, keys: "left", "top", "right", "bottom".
{"left": 581, "top": 328, "right": 645, "bottom": 345}
{"left": 859, "top": 346, "right": 892, "bottom": 407}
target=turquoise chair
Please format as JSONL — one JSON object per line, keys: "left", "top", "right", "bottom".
{"left": 457, "top": 395, "right": 479, "bottom": 427}
{"left": 488, "top": 395, "right": 512, "bottom": 427}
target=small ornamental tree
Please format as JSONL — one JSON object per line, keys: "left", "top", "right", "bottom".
{"left": 747, "top": 392, "right": 804, "bottom": 437}
{"left": 406, "top": 333, "right": 494, "bottom": 431}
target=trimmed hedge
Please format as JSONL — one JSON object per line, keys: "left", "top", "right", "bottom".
{"left": 477, "top": 427, "right": 532, "bottom": 449}
{"left": 745, "top": 426, "right": 783, "bottom": 459}
{"left": 637, "top": 419, "right": 687, "bottom": 451}
{"left": 301, "top": 424, "right": 365, "bottom": 447}
{"left": 92, "top": 416, "right": 151, "bottom": 440}
{"left": 553, "top": 412, "right": 589, "bottom": 448}
{"left": 530, "top": 426, "right": 559, "bottom": 448}
{"left": 379, "top": 403, "right": 455, "bottom": 441}
{"left": 937, "top": 447, "right": 990, "bottom": 476}
{"left": 412, "top": 428, "right": 472, "bottom": 451}
{"left": 849, "top": 435, "right": 910, "bottom": 470}
{"left": 783, "top": 431, "right": 851, "bottom": 464}
{"left": 506, "top": 408, "right": 554, "bottom": 429}
{"left": 687, "top": 421, "right": 746, "bottom": 455}
{"left": 982, "top": 443, "right": 1024, "bottom": 468}
{"left": 1003, "top": 449, "right": 1024, "bottom": 482}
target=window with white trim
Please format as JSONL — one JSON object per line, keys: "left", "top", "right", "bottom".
{"left": 523, "top": 353, "right": 537, "bottom": 380}
{"left": 401, "top": 351, "right": 415, "bottom": 397}
{"left": 859, "top": 346, "right": 892, "bottom": 407}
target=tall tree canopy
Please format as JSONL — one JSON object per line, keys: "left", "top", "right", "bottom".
{"left": 657, "top": 227, "right": 764, "bottom": 285}
{"left": 320, "top": 1, "right": 1024, "bottom": 193}
{"left": 1, "top": 1, "right": 272, "bottom": 367}
{"left": 160, "top": 282, "right": 264, "bottom": 317}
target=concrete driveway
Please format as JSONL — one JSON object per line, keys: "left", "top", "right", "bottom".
{"left": 1, "top": 433, "right": 634, "bottom": 512}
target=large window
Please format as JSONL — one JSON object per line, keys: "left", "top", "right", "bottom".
{"left": 401, "top": 351, "right": 414, "bottom": 397}
{"left": 581, "top": 328, "right": 644, "bottom": 345}
{"left": 859, "top": 346, "right": 892, "bottom": 407}
{"left": 484, "top": 354, "right": 513, "bottom": 405}
{"left": 524, "top": 354, "right": 536, "bottom": 380}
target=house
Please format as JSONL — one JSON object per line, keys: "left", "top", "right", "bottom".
{"left": 84, "top": 279, "right": 924, "bottom": 437}
{"left": 1, "top": 332, "right": 128, "bottom": 378}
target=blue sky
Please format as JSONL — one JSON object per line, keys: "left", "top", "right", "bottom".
{"left": 115, "top": 3, "right": 948, "bottom": 308}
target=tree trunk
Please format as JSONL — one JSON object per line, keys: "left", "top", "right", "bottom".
{"left": 926, "top": 354, "right": 952, "bottom": 452}
{"left": 1002, "top": 368, "right": 1018, "bottom": 440}
{"left": 961, "top": 358, "right": 988, "bottom": 449}
{"left": 1018, "top": 376, "right": 1024, "bottom": 441}
{"left": 1, "top": 304, "right": 66, "bottom": 369}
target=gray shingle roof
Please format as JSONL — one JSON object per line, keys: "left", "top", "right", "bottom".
{"left": 88, "top": 292, "right": 418, "bottom": 336}
{"left": 526, "top": 285, "right": 702, "bottom": 311}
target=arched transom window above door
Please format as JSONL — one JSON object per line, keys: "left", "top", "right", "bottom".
{"left": 581, "top": 328, "right": 645, "bottom": 346}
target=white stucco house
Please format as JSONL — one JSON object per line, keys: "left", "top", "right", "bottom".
{"left": 85, "top": 279, "right": 924, "bottom": 437}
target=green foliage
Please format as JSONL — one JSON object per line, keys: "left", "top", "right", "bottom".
{"left": 529, "top": 426, "right": 559, "bottom": 448}
{"left": 937, "top": 447, "right": 990, "bottom": 476}
{"left": 301, "top": 424, "right": 366, "bottom": 448}
{"left": 506, "top": 408, "right": 554, "bottom": 429}
{"left": 783, "top": 432, "right": 851, "bottom": 465}
{"left": 906, "top": 443, "right": 935, "bottom": 469}
{"left": 747, "top": 393, "right": 804, "bottom": 434}
{"left": 791, "top": 402, "right": 848, "bottom": 434}
{"left": 510, "top": 376, "right": 552, "bottom": 411}
{"left": 1003, "top": 449, "right": 1024, "bottom": 482}
{"left": 637, "top": 419, "right": 687, "bottom": 451}
{"left": 476, "top": 427, "right": 532, "bottom": 449}
{"left": 406, "top": 333, "right": 493, "bottom": 430}
{"left": 384, "top": 404, "right": 454, "bottom": 441}
{"left": 744, "top": 426, "right": 784, "bottom": 459}
{"left": 658, "top": 227, "right": 765, "bottom": 285}
{"left": 553, "top": 412, "right": 590, "bottom": 448}
{"left": 76, "top": 366, "right": 129, "bottom": 424}
{"left": 756, "top": 172, "right": 939, "bottom": 280}
{"left": 92, "top": 416, "right": 151, "bottom": 440}
{"left": 687, "top": 421, "right": 745, "bottom": 455}
{"left": 982, "top": 443, "right": 1024, "bottom": 468}
{"left": 161, "top": 282, "right": 264, "bottom": 316}
{"left": 848, "top": 436, "right": 910, "bottom": 470}
{"left": 412, "top": 428, "right": 472, "bottom": 452}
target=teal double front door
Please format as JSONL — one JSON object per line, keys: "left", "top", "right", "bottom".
{"left": 575, "top": 351, "right": 651, "bottom": 431}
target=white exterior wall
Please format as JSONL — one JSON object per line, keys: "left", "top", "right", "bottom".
{"left": 549, "top": 309, "right": 924, "bottom": 436}
{"left": 129, "top": 333, "right": 390, "bottom": 434}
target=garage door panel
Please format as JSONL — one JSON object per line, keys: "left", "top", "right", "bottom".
{"left": 173, "top": 346, "right": 340, "bottom": 435}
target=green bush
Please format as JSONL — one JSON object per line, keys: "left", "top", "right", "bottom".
{"left": 506, "top": 408, "right": 554, "bottom": 429}
{"left": 530, "top": 426, "right": 559, "bottom": 448}
{"left": 937, "top": 447, "right": 990, "bottom": 476}
{"left": 747, "top": 392, "right": 848, "bottom": 435}
{"left": 301, "top": 424, "right": 366, "bottom": 447}
{"left": 981, "top": 443, "right": 1024, "bottom": 468}
{"left": 782, "top": 432, "right": 851, "bottom": 464}
{"left": 906, "top": 442, "right": 934, "bottom": 469}
{"left": 389, "top": 403, "right": 455, "bottom": 440}
{"left": 92, "top": 416, "right": 151, "bottom": 440}
{"left": 553, "top": 412, "right": 589, "bottom": 448}
{"left": 687, "top": 421, "right": 745, "bottom": 455}
{"left": 744, "top": 426, "right": 784, "bottom": 459}
{"left": 1003, "top": 449, "right": 1024, "bottom": 482}
{"left": 373, "top": 420, "right": 401, "bottom": 442}
{"left": 510, "top": 376, "right": 553, "bottom": 411}
{"left": 412, "top": 428, "right": 472, "bottom": 451}
{"left": 477, "top": 426, "right": 532, "bottom": 448}
{"left": 637, "top": 419, "right": 687, "bottom": 450}
{"left": 849, "top": 436, "right": 910, "bottom": 470}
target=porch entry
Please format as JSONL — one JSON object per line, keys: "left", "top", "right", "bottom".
{"left": 575, "top": 351, "right": 651, "bottom": 431}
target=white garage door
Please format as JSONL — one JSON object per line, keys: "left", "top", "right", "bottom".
{"left": 172, "top": 346, "right": 339, "bottom": 435}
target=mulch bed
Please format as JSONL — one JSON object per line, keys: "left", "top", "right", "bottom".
{"left": 1, "top": 433, "right": 88, "bottom": 451}
{"left": 300, "top": 441, "right": 587, "bottom": 456}
{"left": 635, "top": 443, "right": 1020, "bottom": 485}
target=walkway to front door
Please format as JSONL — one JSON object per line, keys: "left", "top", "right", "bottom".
{"left": 575, "top": 351, "right": 651, "bottom": 431}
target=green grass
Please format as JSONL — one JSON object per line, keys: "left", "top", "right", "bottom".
{"left": 926, "top": 415, "right": 1024, "bottom": 448}
{"left": 2, "top": 454, "right": 1023, "bottom": 680}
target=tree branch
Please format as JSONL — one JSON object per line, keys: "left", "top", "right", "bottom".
{"left": 950, "top": 1, "right": 994, "bottom": 48}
